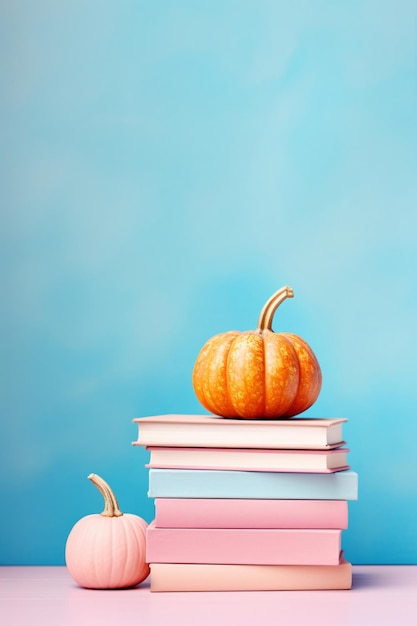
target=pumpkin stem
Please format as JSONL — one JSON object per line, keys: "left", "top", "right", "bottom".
{"left": 257, "top": 286, "right": 294, "bottom": 332}
{"left": 88, "top": 473, "right": 123, "bottom": 518}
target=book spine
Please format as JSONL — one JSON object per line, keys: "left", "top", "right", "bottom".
{"left": 153, "top": 498, "right": 349, "bottom": 529}
{"left": 149, "top": 560, "right": 352, "bottom": 592}
{"left": 147, "top": 463, "right": 350, "bottom": 473}
{"left": 134, "top": 419, "right": 346, "bottom": 450}
{"left": 146, "top": 525, "right": 342, "bottom": 565}
{"left": 146, "top": 446, "right": 349, "bottom": 473}
{"left": 148, "top": 469, "right": 358, "bottom": 500}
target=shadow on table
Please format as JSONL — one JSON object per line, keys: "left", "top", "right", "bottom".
{"left": 351, "top": 572, "right": 379, "bottom": 590}
{"left": 352, "top": 568, "right": 415, "bottom": 591}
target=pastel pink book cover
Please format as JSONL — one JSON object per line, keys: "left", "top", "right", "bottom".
{"left": 153, "top": 498, "right": 348, "bottom": 529}
{"left": 146, "top": 524, "right": 342, "bottom": 566}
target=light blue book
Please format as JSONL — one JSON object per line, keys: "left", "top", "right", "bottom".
{"left": 148, "top": 469, "right": 358, "bottom": 500}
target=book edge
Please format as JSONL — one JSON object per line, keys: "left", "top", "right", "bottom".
{"left": 132, "top": 415, "right": 348, "bottom": 426}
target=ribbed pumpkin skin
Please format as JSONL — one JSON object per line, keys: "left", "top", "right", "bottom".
{"left": 192, "top": 329, "right": 322, "bottom": 419}
{"left": 65, "top": 513, "right": 149, "bottom": 589}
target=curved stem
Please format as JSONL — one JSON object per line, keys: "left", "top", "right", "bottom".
{"left": 257, "top": 286, "right": 294, "bottom": 331}
{"left": 88, "top": 473, "right": 123, "bottom": 518}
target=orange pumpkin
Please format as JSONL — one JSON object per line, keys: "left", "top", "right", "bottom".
{"left": 192, "top": 286, "right": 322, "bottom": 419}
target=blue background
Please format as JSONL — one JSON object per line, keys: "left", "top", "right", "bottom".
{"left": 1, "top": 0, "right": 416, "bottom": 565}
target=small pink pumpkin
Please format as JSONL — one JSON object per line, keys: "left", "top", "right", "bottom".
{"left": 65, "top": 473, "right": 149, "bottom": 589}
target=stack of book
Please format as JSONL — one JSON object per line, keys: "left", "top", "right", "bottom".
{"left": 132, "top": 414, "right": 358, "bottom": 592}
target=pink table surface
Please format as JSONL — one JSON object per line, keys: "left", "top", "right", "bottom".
{"left": 1, "top": 566, "right": 416, "bottom": 626}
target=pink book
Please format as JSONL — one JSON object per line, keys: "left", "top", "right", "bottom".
{"left": 133, "top": 414, "right": 347, "bottom": 450}
{"left": 146, "top": 446, "right": 350, "bottom": 473}
{"left": 146, "top": 522, "right": 342, "bottom": 565}
{"left": 150, "top": 556, "right": 352, "bottom": 592}
{"left": 153, "top": 498, "right": 348, "bottom": 529}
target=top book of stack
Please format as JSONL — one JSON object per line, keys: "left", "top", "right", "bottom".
{"left": 132, "top": 415, "right": 347, "bottom": 450}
